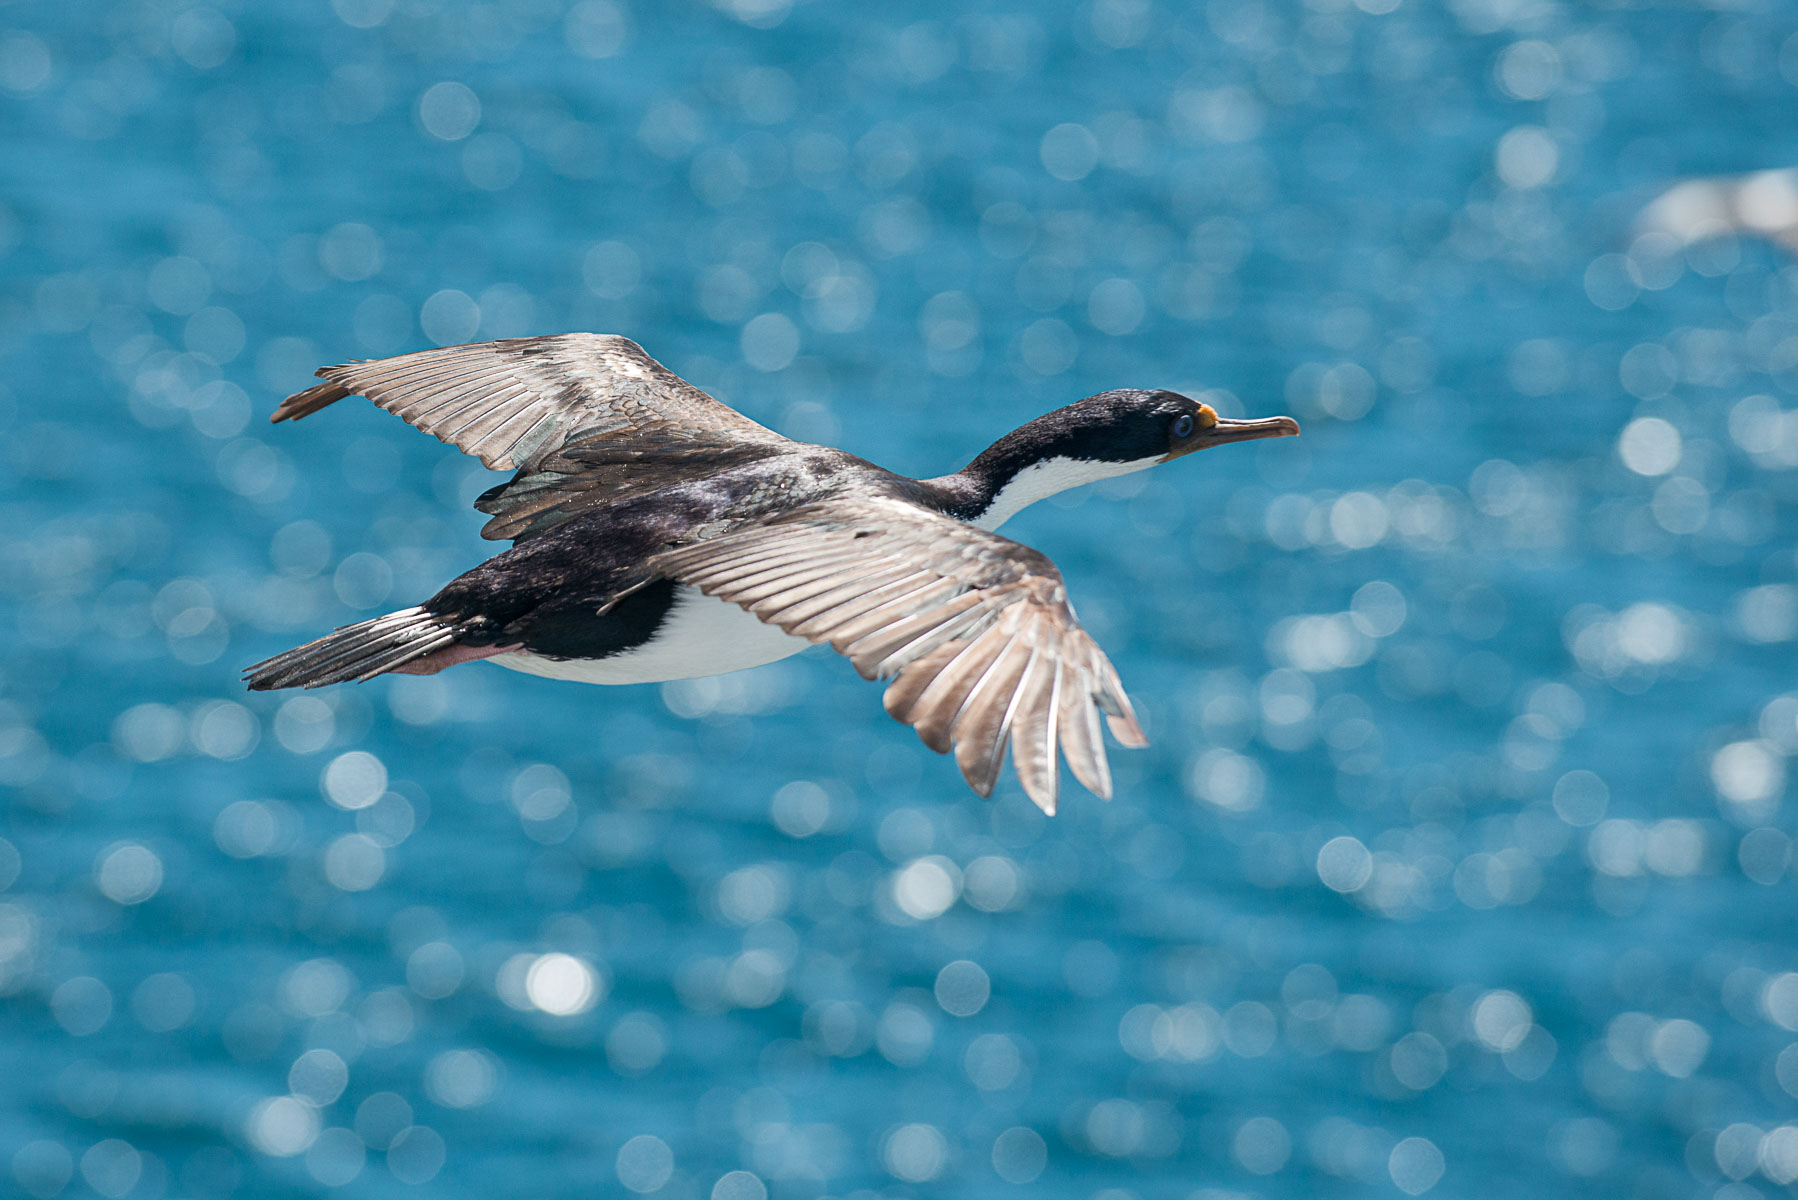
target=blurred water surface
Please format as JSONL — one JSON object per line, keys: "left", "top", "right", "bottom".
{"left": 5, "top": 0, "right": 1798, "bottom": 1197}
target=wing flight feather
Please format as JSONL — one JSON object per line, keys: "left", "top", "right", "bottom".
{"left": 654, "top": 496, "right": 1146, "bottom": 814}
{"left": 272, "top": 333, "right": 781, "bottom": 472}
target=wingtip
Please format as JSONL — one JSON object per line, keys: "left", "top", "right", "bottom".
{"left": 271, "top": 380, "right": 350, "bottom": 425}
{"left": 1015, "top": 758, "right": 1059, "bottom": 816}
{"left": 1107, "top": 712, "right": 1149, "bottom": 749}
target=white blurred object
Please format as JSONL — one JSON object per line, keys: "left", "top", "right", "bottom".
{"left": 1637, "top": 168, "right": 1798, "bottom": 253}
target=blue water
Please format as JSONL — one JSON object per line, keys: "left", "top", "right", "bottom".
{"left": 5, "top": 1, "right": 1798, "bottom": 1197}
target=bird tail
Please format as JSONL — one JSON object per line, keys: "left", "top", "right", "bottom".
{"left": 243, "top": 606, "right": 462, "bottom": 690}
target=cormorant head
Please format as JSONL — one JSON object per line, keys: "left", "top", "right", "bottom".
{"left": 1051, "top": 388, "right": 1300, "bottom": 465}
{"left": 953, "top": 387, "right": 1299, "bottom": 531}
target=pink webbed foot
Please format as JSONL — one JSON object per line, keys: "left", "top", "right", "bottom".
{"left": 389, "top": 642, "right": 521, "bottom": 675}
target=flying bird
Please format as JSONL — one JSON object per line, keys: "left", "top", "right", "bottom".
{"left": 244, "top": 335, "right": 1298, "bottom": 813}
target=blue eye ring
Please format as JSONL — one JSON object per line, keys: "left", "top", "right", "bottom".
{"left": 1173, "top": 414, "right": 1195, "bottom": 438}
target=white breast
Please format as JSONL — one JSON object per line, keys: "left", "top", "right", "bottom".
{"left": 489, "top": 585, "right": 809, "bottom": 686}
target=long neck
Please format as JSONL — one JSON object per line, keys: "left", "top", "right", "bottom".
{"left": 921, "top": 420, "right": 1157, "bottom": 532}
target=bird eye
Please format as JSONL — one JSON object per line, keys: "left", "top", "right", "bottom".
{"left": 1173, "top": 414, "right": 1195, "bottom": 438}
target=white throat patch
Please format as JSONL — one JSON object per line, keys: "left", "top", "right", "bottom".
{"left": 971, "top": 455, "right": 1161, "bottom": 531}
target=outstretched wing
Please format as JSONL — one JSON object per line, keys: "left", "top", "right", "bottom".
{"left": 653, "top": 497, "right": 1147, "bottom": 814}
{"left": 271, "top": 334, "right": 782, "bottom": 472}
